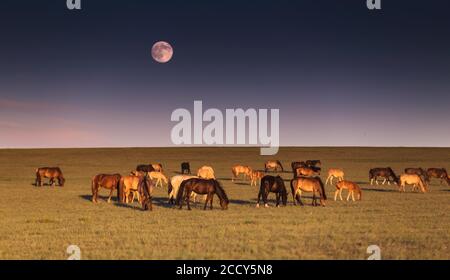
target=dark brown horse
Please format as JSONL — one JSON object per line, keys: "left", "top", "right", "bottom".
{"left": 427, "top": 168, "right": 448, "bottom": 185}
{"left": 181, "top": 162, "right": 191, "bottom": 174}
{"left": 369, "top": 167, "right": 399, "bottom": 185}
{"left": 256, "top": 175, "right": 287, "bottom": 208}
{"left": 137, "top": 173, "right": 153, "bottom": 211}
{"left": 305, "top": 160, "right": 321, "bottom": 167}
{"left": 91, "top": 174, "right": 121, "bottom": 203}
{"left": 35, "top": 167, "right": 65, "bottom": 187}
{"left": 291, "top": 161, "right": 308, "bottom": 173}
{"left": 176, "top": 178, "right": 229, "bottom": 210}
{"left": 404, "top": 168, "right": 429, "bottom": 183}
{"left": 136, "top": 164, "right": 155, "bottom": 173}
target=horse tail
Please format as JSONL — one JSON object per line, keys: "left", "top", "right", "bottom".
{"left": 214, "top": 180, "right": 228, "bottom": 203}
{"left": 116, "top": 176, "right": 122, "bottom": 202}
{"left": 318, "top": 178, "right": 327, "bottom": 200}
{"left": 290, "top": 178, "right": 297, "bottom": 203}
{"left": 176, "top": 181, "right": 186, "bottom": 206}
{"left": 277, "top": 161, "right": 284, "bottom": 172}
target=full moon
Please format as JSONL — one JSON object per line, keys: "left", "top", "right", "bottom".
{"left": 151, "top": 41, "right": 173, "bottom": 63}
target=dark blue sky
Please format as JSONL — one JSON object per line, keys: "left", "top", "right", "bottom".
{"left": 0, "top": 0, "right": 449, "bottom": 147}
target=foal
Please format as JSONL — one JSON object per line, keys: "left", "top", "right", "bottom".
{"left": 334, "top": 180, "right": 362, "bottom": 201}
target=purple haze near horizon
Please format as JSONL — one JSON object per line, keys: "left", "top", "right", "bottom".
{"left": 0, "top": 0, "right": 449, "bottom": 148}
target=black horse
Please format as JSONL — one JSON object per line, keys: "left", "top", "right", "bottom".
{"left": 181, "top": 162, "right": 191, "bottom": 174}
{"left": 369, "top": 167, "right": 398, "bottom": 185}
{"left": 257, "top": 175, "right": 287, "bottom": 208}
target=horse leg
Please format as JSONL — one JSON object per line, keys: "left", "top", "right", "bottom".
{"left": 203, "top": 194, "right": 210, "bottom": 210}
{"left": 334, "top": 190, "right": 339, "bottom": 201}
{"left": 263, "top": 191, "right": 269, "bottom": 208}
{"left": 382, "top": 178, "right": 386, "bottom": 185}
{"left": 186, "top": 190, "right": 192, "bottom": 210}
{"left": 352, "top": 191, "right": 356, "bottom": 201}
{"left": 347, "top": 191, "right": 351, "bottom": 201}
{"left": 312, "top": 192, "right": 316, "bottom": 206}
{"left": 210, "top": 195, "right": 214, "bottom": 210}
{"left": 276, "top": 193, "right": 280, "bottom": 207}
{"left": 107, "top": 188, "right": 113, "bottom": 203}
{"left": 339, "top": 189, "right": 343, "bottom": 201}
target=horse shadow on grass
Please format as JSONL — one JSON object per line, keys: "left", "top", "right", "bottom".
{"left": 360, "top": 187, "right": 398, "bottom": 193}
{"left": 79, "top": 194, "right": 175, "bottom": 210}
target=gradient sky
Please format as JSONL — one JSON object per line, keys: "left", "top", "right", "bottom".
{"left": 1, "top": 0, "right": 449, "bottom": 148}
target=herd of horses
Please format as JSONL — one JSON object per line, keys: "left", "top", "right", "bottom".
{"left": 33, "top": 161, "right": 450, "bottom": 211}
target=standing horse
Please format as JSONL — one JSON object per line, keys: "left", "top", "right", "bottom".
{"left": 231, "top": 165, "right": 252, "bottom": 182}
{"left": 295, "top": 167, "right": 320, "bottom": 177}
{"left": 176, "top": 178, "right": 229, "bottom": 210}
{"left": 334, "top": 180, "right": 362, "bottom": 201}
{"left": 426, "top": 168, "right": 448, "bottom": 185}
{"left": 399, "top": 174, "right": 428, "bottom": 193}
{"left": 369, "top": 167, "right": 398, "bottom": 185}
{"left": 290, "top": 177, "right": 327, "bottom": 206}
{"left": 325, "top": 168, "right": 345, "bottom": 185}
{"left": 136, "top": 164, "right": 155, "bottom": 173}
{"left": 168, "top": 175, "right": 198, "bottom": 204}
{"left": 35, "top": 167, "right": 65, "bottom": 187}
{"left": 256, "top": 175, "right": 287, "bottom": 208}
{"left": 148, "top": 171, "right": 168, "bottom": 188}
{"left": 120, "top": 174, "right": 153, "bottom": 204}
{"left": 138, "top": 174, "right": 153, "bottom": 211}
{"left": 91, "top": 173, "right": 121, "bottom": 203}
{"left": 264, "top": 160, "right": 284, "bottom": 172}
{"left": 197, "top": 166, "right": 215, "bottom": 179}
{"left": 405, "top": 168, "right": 429, "bottom": 183}
{"left": 250, "top": 170, "right": 265, "bottom": 186}
{"left": 181, "top": 162, "right": 191, "bottom": 174}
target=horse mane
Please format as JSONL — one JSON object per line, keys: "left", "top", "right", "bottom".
{"left": 214, "top": 180, "right": 229, "bottom": 203}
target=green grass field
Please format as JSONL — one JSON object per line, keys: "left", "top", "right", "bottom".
{"left": 0, "top": 147, "right": 449, "bottom": 260}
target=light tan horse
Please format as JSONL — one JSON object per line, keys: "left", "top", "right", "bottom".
{"left": 325, "top": 168, "right": 345, "bottom": 185}
{"left": 290, "top": 177, "right": 327, "bottom": 206}
{"left": 231, "top": 165, "right": 252, "bottom": 182}
{"left": 295, "top": 167, "right": 319, "bottom": 177}
{"left": 334, "top": 180, "right": 362, "bottom": 201}
{"left": 399, "top": 174, "right": 428, "bottom": 193}
{"left": 197, "top": 166, "right": 215, "bottom": 179}
{"left": 151, "top": 163, "right": 163, "bottom": 172}
{"left": 149, "top": 171, "right": 168, "bottom": 188}
{"left": 264, "top": 160, "right": 284, "bottom": 172}
{"left": 120, "top": 175, "right": 153, "bottom": 203}
{"left": 168, "top": 175, "right": 198, "bottom": 204}
{"left": 250, "top": 170, "right": 265, "bottom": 186}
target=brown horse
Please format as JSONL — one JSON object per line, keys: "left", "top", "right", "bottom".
{"left": 290, "top": 177, "right": 327, "bottom": 206}
{"left": 399, "top": 174, "right": 428, "bottom": 193}
{"left": 256, "top": 175, "right": 287, "bottom": 208}
{"left": 176, "top": 178, "right": 229, "bottom": 210}
{"left": 369, "top": 167, "right": 398, "bottom": 185}
{"left": 295, "top": 167, "right": 320, "bottom": 177}
{"left": 231, "top": 165, "right": 252, "bottom": 182}
{"left": 35, "top": 167, "right": 65, "bottom": 187}
{"left": 91, "top": 174, "right": 122, "bottom": 203}
{"left": 426, "top": 168, "right": 448, "bottom": 185}
{"left": 334, "top": 180, "right": 362, "bottom": 201}
{"left": 264, "top": 160, "right": 284, "bottom": 172}
{"left": 197, "top": 166, "right": 215, "bottom": 179}
{"left": 291, "top": 161, "right": 307, "bottom": 172}
{"left": 305, "top": 160, "right": 321, "bottom": 167}
{"left": 325, "top": 168, "right": 345, "bottom": 185}
{"left": 250, "top": 170, "right": 265, "bottom": 186}
{"left": 136, "top": 164, "right": 155, "bottom": 173}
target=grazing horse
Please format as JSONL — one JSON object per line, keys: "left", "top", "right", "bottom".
{"left": 151, "top": 163, "right": 163, "bottom": 172}
{"left": 148, "top": 171, "right": 168, "bottom": 188}
{"left": 168, "top": 175, "right": 198, "bottom": 204}
{"left": 369, "top": 167, "right": 398, "bottom": 185}
{"left": 197, "top": 165, "right": 215, "bottom": 179}
{"left": 181, "top": 162, "right": 191, "bottom": 174}
{"left": 405, "top": 168, "right": 429, "bottom": 183}
{"left": 295, "top": 167, "right": 319, "bottom": 177}
{"left": 91, "top": 173, "right": 121, "bottom": 203}
{"left": 231, "top": 165, "right": 252, "bottom": 182}
{"left": 250, "top": 170, "right": 265, "bottom": 186}
{"left": 325, "top": 168, "right": 344, "bottom": 185}
{"left": 305, "top": 160, "right": 321, "bottom": 167}
{"left": 264, "top": 160, "right": 284, "bottom": 172}
{"left": 35, "top": 167, "right": 65, "bottom": 187}
{"left": 120, "top": 174, "right": 153, "bottom": 204}
{"left": 137, "top": 174, "right": 153, "bottom": 211}
{"left": 256, "top": 175, "right": 287, "bottom": 208}
{"left": 426, "top": 168, "right": 448, "bottom": 185}
{"left": 136, "top": 164, "right": 155, "bottom": 173}
{"left": 334, "top": 180, "right": 362, "bottom": 201}
{"left": 399, "top": 174, "right": 428, "bottom": 193}
{"left": 290, "top": 177, "right": 327, "bottom": 206}
{"left": 176, "top": 178, "right": 229, "bottom": 210}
